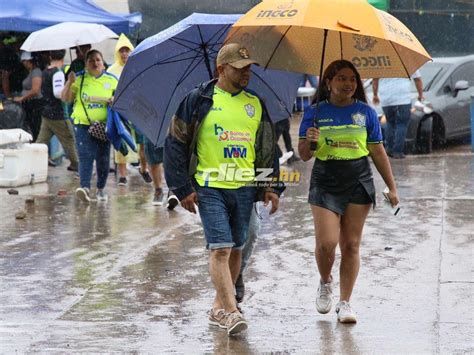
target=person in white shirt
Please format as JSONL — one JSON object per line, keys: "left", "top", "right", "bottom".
{"left": 372, "top": 71, "right": 424, "bottom": 159}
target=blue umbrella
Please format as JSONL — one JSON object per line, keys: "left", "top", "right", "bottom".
{"left": 112, "top": 13, "right": 302, "bottom": 147}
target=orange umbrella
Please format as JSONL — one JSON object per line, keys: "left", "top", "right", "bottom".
{"left": 225, "top": 0, "right": 431, "bottom": 79}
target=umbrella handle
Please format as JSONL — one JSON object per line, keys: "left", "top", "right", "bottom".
{"left": 308, "top": 29, "right": 327, "bottom": 153}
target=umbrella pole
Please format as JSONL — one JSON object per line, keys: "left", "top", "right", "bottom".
{"left": 201, "top": 44, "right": 214, "bottom": 80}
{"left": 310, "top": 29, "right": 328, "bottom": 151}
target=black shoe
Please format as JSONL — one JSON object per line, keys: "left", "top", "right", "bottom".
{"left": 48, "top": 159, "right": 57, "bottom": 167}
{"left": 139, "top": 169, "right": 153, "bottom": 183}
{"left": 167, "top": 194, "right": 179, "bottom": 210}
{"left": 117, "top": 176, "right": 128, "bottom": 186}
{"left": 67, "top": 165, "right": 78, "bottom": 172}
{"left": 288, "top": 154, "right": 301, "bottom": 164}
{"left": 235, "top": 274, "right": 245, "bottom": 303}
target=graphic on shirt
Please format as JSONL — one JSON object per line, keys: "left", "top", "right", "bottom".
{"left": 214, "top": 124, "right": 252, "bottom": 142}
{"left": 352, "top": 112, "right": 366, "bottom": 127}
{"left": 324, "top": 136, "right": 359, "bottom": 150}
{"left": 223, "top": 145, "right": 247, "bottom": 158}
{"left": 244, "top": 104, "right": 256, "bottom": 118}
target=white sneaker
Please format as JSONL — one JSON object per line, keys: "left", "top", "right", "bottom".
{"left": 96, "top": 189, "right": 108, "bottom": 202}
{"left": 279, "top": 151, "right": 294, "bottom": 165}
{"left": 336, "top": 301, "right": 357, "bottom": 323}
{"left": 152, "top": 188, "right": 164, "bottom": 206}
{"left": 75, "top": 187, "right": 90, "bottom": 203}
{"left": 316, "top": 278, "right": 333, "bottom": 314}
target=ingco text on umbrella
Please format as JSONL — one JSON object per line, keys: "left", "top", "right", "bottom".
{"left": 352, "top": 55, "right": 392, "bottom": 69}
{"left": 256, "top": 4, "right": 298, "bottom": 18}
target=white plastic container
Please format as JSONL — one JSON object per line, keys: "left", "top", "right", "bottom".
{"left": 0, "top": 129, "right": 33, "bottom": 147}
{"left": 0, "top": 143, "right": 48, "bottom": 187}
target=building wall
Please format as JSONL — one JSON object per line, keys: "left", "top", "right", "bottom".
{"left": 89, "top": 0, "right": 132, "bottom": 64}
{"left": 128, "top": 0, "right": 259, "bottom": 38}
{"left": 391, "top": 0, "right": 474, "bottom": 56}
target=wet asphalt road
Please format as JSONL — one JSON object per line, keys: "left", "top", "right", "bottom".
{"left": 0, "top": 127, "right": 473, "bottom": 353}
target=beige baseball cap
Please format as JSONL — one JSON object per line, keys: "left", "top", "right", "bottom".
{"left": 216, "top": 43, "right": 258, "bottom": 69}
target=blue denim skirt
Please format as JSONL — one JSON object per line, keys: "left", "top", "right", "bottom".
{"left": 308, "top": 157, "right": 375, "bottom": 215}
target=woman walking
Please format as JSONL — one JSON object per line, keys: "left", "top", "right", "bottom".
{"left": 62, "top": 50, "right": 117, "bottom": 202}
{"left": 14, "top": 51, "right": 43, "bottom": 141}
{"left": 298, "top": 60, "right": 399, "bottom": 323}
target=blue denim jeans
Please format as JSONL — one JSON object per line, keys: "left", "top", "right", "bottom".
{"left": 240, "top": 204, "right": 260, "bottom": 273}
{"left": 382, "top": 104, "right": 411, "bottom": 155}
{"left": 299, "top": 74, "right": 318, "bottom": 88}
{"left": 195, "top": 185, "right": 257, "bottom": 250}
{"left": 74, "top": 125, "right": 111, "bottom": 189}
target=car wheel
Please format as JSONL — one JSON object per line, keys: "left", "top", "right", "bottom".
{"left": 432, "top": 116, "right": 446, "bottom": 148}
{"left": 416, "top": 115, "right": 433, "bottom": 154}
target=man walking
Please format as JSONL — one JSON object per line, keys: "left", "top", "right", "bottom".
{"left": 36, "top": 50, "right": 78, "bottom": 171}
{"left": 164, "top": 43, "right": 280, "bottom": 336}
{"left": 372, "top": 72, "right": 424, "bottom": 159}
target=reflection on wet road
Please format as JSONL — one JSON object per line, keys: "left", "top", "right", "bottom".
{"left": 1, "top": 150, "right": 472, "bottom": 352}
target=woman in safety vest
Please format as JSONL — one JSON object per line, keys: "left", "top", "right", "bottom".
{"left": 62, "top": 49, "right": 117, "bottom": 203}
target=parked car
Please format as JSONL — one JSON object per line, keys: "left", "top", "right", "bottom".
{"left": 366, "top": 55, "right": 474, "bottom": 153}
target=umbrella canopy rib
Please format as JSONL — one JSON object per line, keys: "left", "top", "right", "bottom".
{"left": 114, "top": 23, "right": 231, "bottom": 105}
{"left": 175, "top": 55, "right": 207, "bottom": 88}
{"left": 196, "top": 25, "right": 214, "bottom": 80}
{"left": 250, "top": 69, "right": 292, "bottom": 117}
{"left": 339, "top": 32, "right": 343, "bottom": 60}
{"left": 168, "top": 37, "right": 203, "bottom": 52}
{"left": 265, "top": 26, "right": 292, "bottom": 71}
{"left": 156, "top": 54, "right": 210, "bottom": 140}
{"left": 113, "top": 49, "right": 201, "bottom": 103}
{"left": 389, "top": 41, "right": 410, "bottom": 78}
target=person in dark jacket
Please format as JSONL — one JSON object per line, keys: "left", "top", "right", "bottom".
{"left": 36, "top": 49, "right": 78, "bottom": 171}
{"left": 164, "top": 43, "right": 281, "bottom": 336}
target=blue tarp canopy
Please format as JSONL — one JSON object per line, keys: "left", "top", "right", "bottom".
{"left": 0, "top": 0, "right": 141, "bottom": 34}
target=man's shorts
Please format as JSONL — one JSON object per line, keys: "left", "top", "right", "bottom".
{"left": 114, "top": 149, "right": 138, "bottom": 164}
{"left": 135, "top": 131, "right": 145, "bottom": 145}
{"left": 144, "top": 138, "right": 163, "bottom": 165}
{"left": 195, "top": 184, "right": 256, "bottom": 250}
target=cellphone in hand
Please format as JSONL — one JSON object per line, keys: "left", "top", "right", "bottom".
{"left": 383, "top": 188, "right": 401, "bottom": 216}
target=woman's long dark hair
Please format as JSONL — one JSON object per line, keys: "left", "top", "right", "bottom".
{"left": 312, "top": 59, "right": 367, "bottom": 104}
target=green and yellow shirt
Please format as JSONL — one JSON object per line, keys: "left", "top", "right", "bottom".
{"left": 194, "top": 86, "right": 262, "bottom": 188}
{"left": 71, "top": 71, "right": 117, "bottom": 125}
{"left": 299, "top": 100, "right": 383, "bottom": 161}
